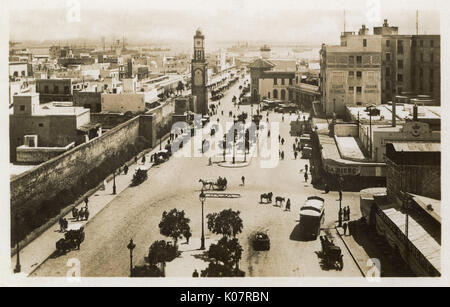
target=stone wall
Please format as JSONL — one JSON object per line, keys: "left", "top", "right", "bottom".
{"left": 10, "top": 116, "right": 142, "bottom": 231}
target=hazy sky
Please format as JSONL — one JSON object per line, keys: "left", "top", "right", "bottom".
{"left": 7, "top": 0, "right": 442, "bottom": 45}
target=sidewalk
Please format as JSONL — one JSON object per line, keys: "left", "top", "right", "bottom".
{"left": 11, "top": 141, "right": 169, "bottom": 276}
{"left": 335, "top": 225, "right": 374, "bottom": 277}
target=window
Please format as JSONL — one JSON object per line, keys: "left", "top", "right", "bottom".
{"left": 386, "top": 40, "right": 390, "bottom": 47}
{"left": 281, "top": 89, "right": 286, "bottom": 100}
{"left": 268, "top": 92, "right": 270, "bottom": 99}
{"left": 281, "top": 78, "right": 285, "bottom": 85}
{"left": 430, "top": 53, "right": 434, "bottom": 63}
{"left": 356, "top": 71, "right": 362, "bottom": 78}
{"left": 386, "top": 67, "right": 391, "bottom": 76}
{"left": 54, "top": 86, "right": 59, "bottom": 94}
{"left": 20, "top": 105, "right": 25, "bottom": 111}
{"left": 349, "top": 56, "right": 355, "bottom": 64}
{"left": 363, "top": 39, "right": 367, "bottom": 47}
{"left": 273, "top": 89, "right": 278, "bottom": 99}
{"left": 274, "top": 78, "right": 277, "bottom": 85}
{"left": 420, "top": 53, "right": 424, "bottom": 62}
{"left": 44, "top": 85, "right": 49, "bottom": 93}
{"left": 386, "top": 81, "right": 391, "bottom": 89}
{"left": 398, "top": 60, "right": 403, "bottom": 69}
{"left": 398, "top": 40, "right": 403, "bottom": 54}
{"left": 386, "top": 53, "right": 391, "bottom": 61}
{"left": 289, "top": 79, "right": 293, "bottom": 85}
{"left": 397, "top": 74, "right": 403, "bottom": 82}
{"left": 349, "top": 86, "right": 354, "bottom": 91}
{"left": 356, "top": 56, "right": 362, "bottom": 64}
{"left": 38, "top": 123, "right": 44, "bottom": 127}
{"left": 349, "top": 71, "right": 354, "bottom": 78}
{"left": 64, "top": 86, "right": 70, "bottom": 94}
{"left": 356, "top": 87, "right": 362, "bottom": 94}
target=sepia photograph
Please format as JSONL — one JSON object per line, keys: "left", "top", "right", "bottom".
{"left": 1, "top": 0, "right": 449, "bottom": 290}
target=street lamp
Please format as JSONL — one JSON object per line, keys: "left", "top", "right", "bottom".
{"left": 367, "top": 104, "right": 376, "bottom": 159}
{"left": 199, "top": 190, "right": 206, "bottom": 250}
{"left": 126, "top": 239, "right": 136, "bottom": 277}
{"left": 13, "top": 214, "right": 21, "bottom": 273}
{"left": 112, "top": 169, "right": 117, "bottom": 195}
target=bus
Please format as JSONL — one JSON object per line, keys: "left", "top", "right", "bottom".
{"left": 299, "top": 196, "right": 325, "bottom": 240}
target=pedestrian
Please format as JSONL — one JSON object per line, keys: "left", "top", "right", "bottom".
{"left": 84, "top": 196, "right": 89, "bottom": 207}
{"left": 346, "top": 206, "right": 351, "bottom": 221}
{"left": 63, "top": 218, "right": 68, "bottom": 231}
{"left": 343, "top": 222, "right": 348, "bottom": 236}
{"left": 285, "top": 199, "right": 291, "bottom": 211}
{"left": 281, "top": 138, "right": 285, "bottom": 146}
{"left": 141, "top": 155, "right": 146, "bottom": 164}
{"left": 305, "top": 164, "right": 308, "bottom": 173}
{"left": 304, "top": 172, "right": 308, "bottom": 183}
{"left": 339, "top": 190, "right": 343, "bottom": 202}
{"left": 324, "top": 183, "right": 330, "bottom": 194}
{"left": 124, "top": 165, "right": 129, "bottom": 175}
{"left": 241, "top": 176, "right": 245, "bottom": 186}
{"left": 293, "top": 143, "right": 296, "bottom": 152}
{"left": 192, "top": 269, "right": 199, "bottom": 277}
{"left": 268, "top": 130, "right": 271, "bottom": 137}
{"left": 294, "top": 151, "right": 298, "bottom": 160}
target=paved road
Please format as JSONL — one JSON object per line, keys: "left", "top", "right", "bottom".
{"left": 31, "top": 78, "right": 363, "bottom": 277}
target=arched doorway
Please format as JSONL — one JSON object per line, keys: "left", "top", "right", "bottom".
{"left": 273, "top": 89, "right": 278, "bottom": 99}
{"left": 281, "top": 89, "right": 286, "bottom": 101}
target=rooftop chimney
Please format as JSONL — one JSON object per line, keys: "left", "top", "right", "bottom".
{"left": 413, "top": 104, "right": 418, "bottom": 121}
{"left": 392, "top": 99, "right": 396, "bottom": 127}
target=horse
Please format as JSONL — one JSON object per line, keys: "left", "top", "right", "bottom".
{"left": 199, "top": 179, "right": 214, "bottom": 190}
{"left": 275, "top": 197, "right": 285, "bottom": 206}
{"left": 260, "top": 192, "right": 273, "bottom": 203}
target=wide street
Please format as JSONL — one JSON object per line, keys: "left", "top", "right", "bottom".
{"left": 31, "top": 77, "right": 363, "bottom": 277}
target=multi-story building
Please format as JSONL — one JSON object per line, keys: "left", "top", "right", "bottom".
{"left": 36, "top": 78, "right": 73, "bottom": 103}
{"left": 372, "top": 19, "right": 440, "bottom": 104}
{"left": 9, "top": 93, "right": 100, "bottom": 162}
{"left": 411, "top": 35, "right": 441, "bottom": 103}
{"left": 249, "top": 58, "right": 296, "bottom": 103}
{"left": 320, "top": 26, "right": 382, "bottom": 116}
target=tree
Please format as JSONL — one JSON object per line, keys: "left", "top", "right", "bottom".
{"left": 206, "top": 209, "right": 243, "bottom": 238}
{"left": 159, "top": 209, "right": 191, "bottom": 246}
{"left": 202, "top": 237, "right": 244, "bottom": 277}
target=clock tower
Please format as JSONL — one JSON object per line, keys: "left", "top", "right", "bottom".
{"left": 191, "top": 28, "right": 208, "bottom": 116}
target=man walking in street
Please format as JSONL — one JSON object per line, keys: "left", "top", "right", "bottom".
{"left": 339, "top": 190, "right": 343, "bottom": 202}
{"left": 343, "top": 222, "right": 348, "bottom": 236}
{"left": 124, "top": 165, "right": 129, "bottom": 175}
{"left": 285, "top": 199, "right": 291, "bottom": 212}
{"left": 304, "top": 172, "right": 308, "bottom": 183}
{"left": 241, "top": 176, "right": 245, "bottom": 186}
{"left": 294, "top": 151, "right": 298, "bottom": 160}
{"left": 346, "top": 206, "right": 351, "bottom": 221}
{"left": 305, "top": 164, "right": 308, "bottom": 174}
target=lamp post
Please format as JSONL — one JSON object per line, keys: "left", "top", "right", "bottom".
{"left": 367, "top": 104, "right": 376, "bottom": 160}
{"left": 232, "top": 129, "right": 237, "bottom": 164}
{"left": 338, "top": 191, "right": 343, "bottom": 227}
{"left": 112, "top": 169, "right": 117, "bottom": 195}
{"left": 199, "top": 190, "right": 206, "bottom": 250}
{"left": 13, "top": 214, "right": 21, "bottom": 273}
{"left": 126, "top": 239, "right": 136, "bottom": 277}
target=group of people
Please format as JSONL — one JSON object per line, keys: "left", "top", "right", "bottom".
{"left": 339, "top": 206, "right": 351, "bottom": 222}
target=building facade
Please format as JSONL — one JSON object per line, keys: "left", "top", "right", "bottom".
{"left": 320, "top": 28, "right": 382, "bottom": 116}
{"left": 191, "top": 29, "right": 209, "bottom": 116}
{"left": 36, "top": 78, "right": 73, "bottom": 103}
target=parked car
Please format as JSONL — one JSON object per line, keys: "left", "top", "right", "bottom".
{"left": 252, "top": 232, "right": 270, "bottom": 251}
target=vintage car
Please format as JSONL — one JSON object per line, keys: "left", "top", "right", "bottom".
{"left": 252, "top": 232, "right": 270, "bottom": 251}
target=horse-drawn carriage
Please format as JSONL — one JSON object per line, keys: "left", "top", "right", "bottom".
{"left": 153, "top": 149, "right": 170, "bottom": 165}
{"left": 55, "top": 223, "right": 85, "bottom": 254}
{"left": 199, "top": 177, "right": 227, "bottom": 191}
{"left": 319, "top": 235, "right": 343, "bottom": 271}
{"left": 131, "top": 166, "right": 149, "bottom": 186}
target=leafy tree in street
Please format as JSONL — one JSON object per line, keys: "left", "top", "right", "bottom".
{"left": 207, "top": 209, "right": 243, "bottom": 238}
{"left": 159, "top": 209, "right": 191, "bottom": 246}
{"left": 202, "top": 237, "right": 244, "bottom": 277}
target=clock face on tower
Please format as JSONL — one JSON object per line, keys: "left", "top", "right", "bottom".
{"left": 194, "top": 69, "right": 203, "bottom": 86}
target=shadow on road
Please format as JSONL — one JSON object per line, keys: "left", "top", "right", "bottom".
{"left": 289, "top": 223, "right": 314, "bottom": 242}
